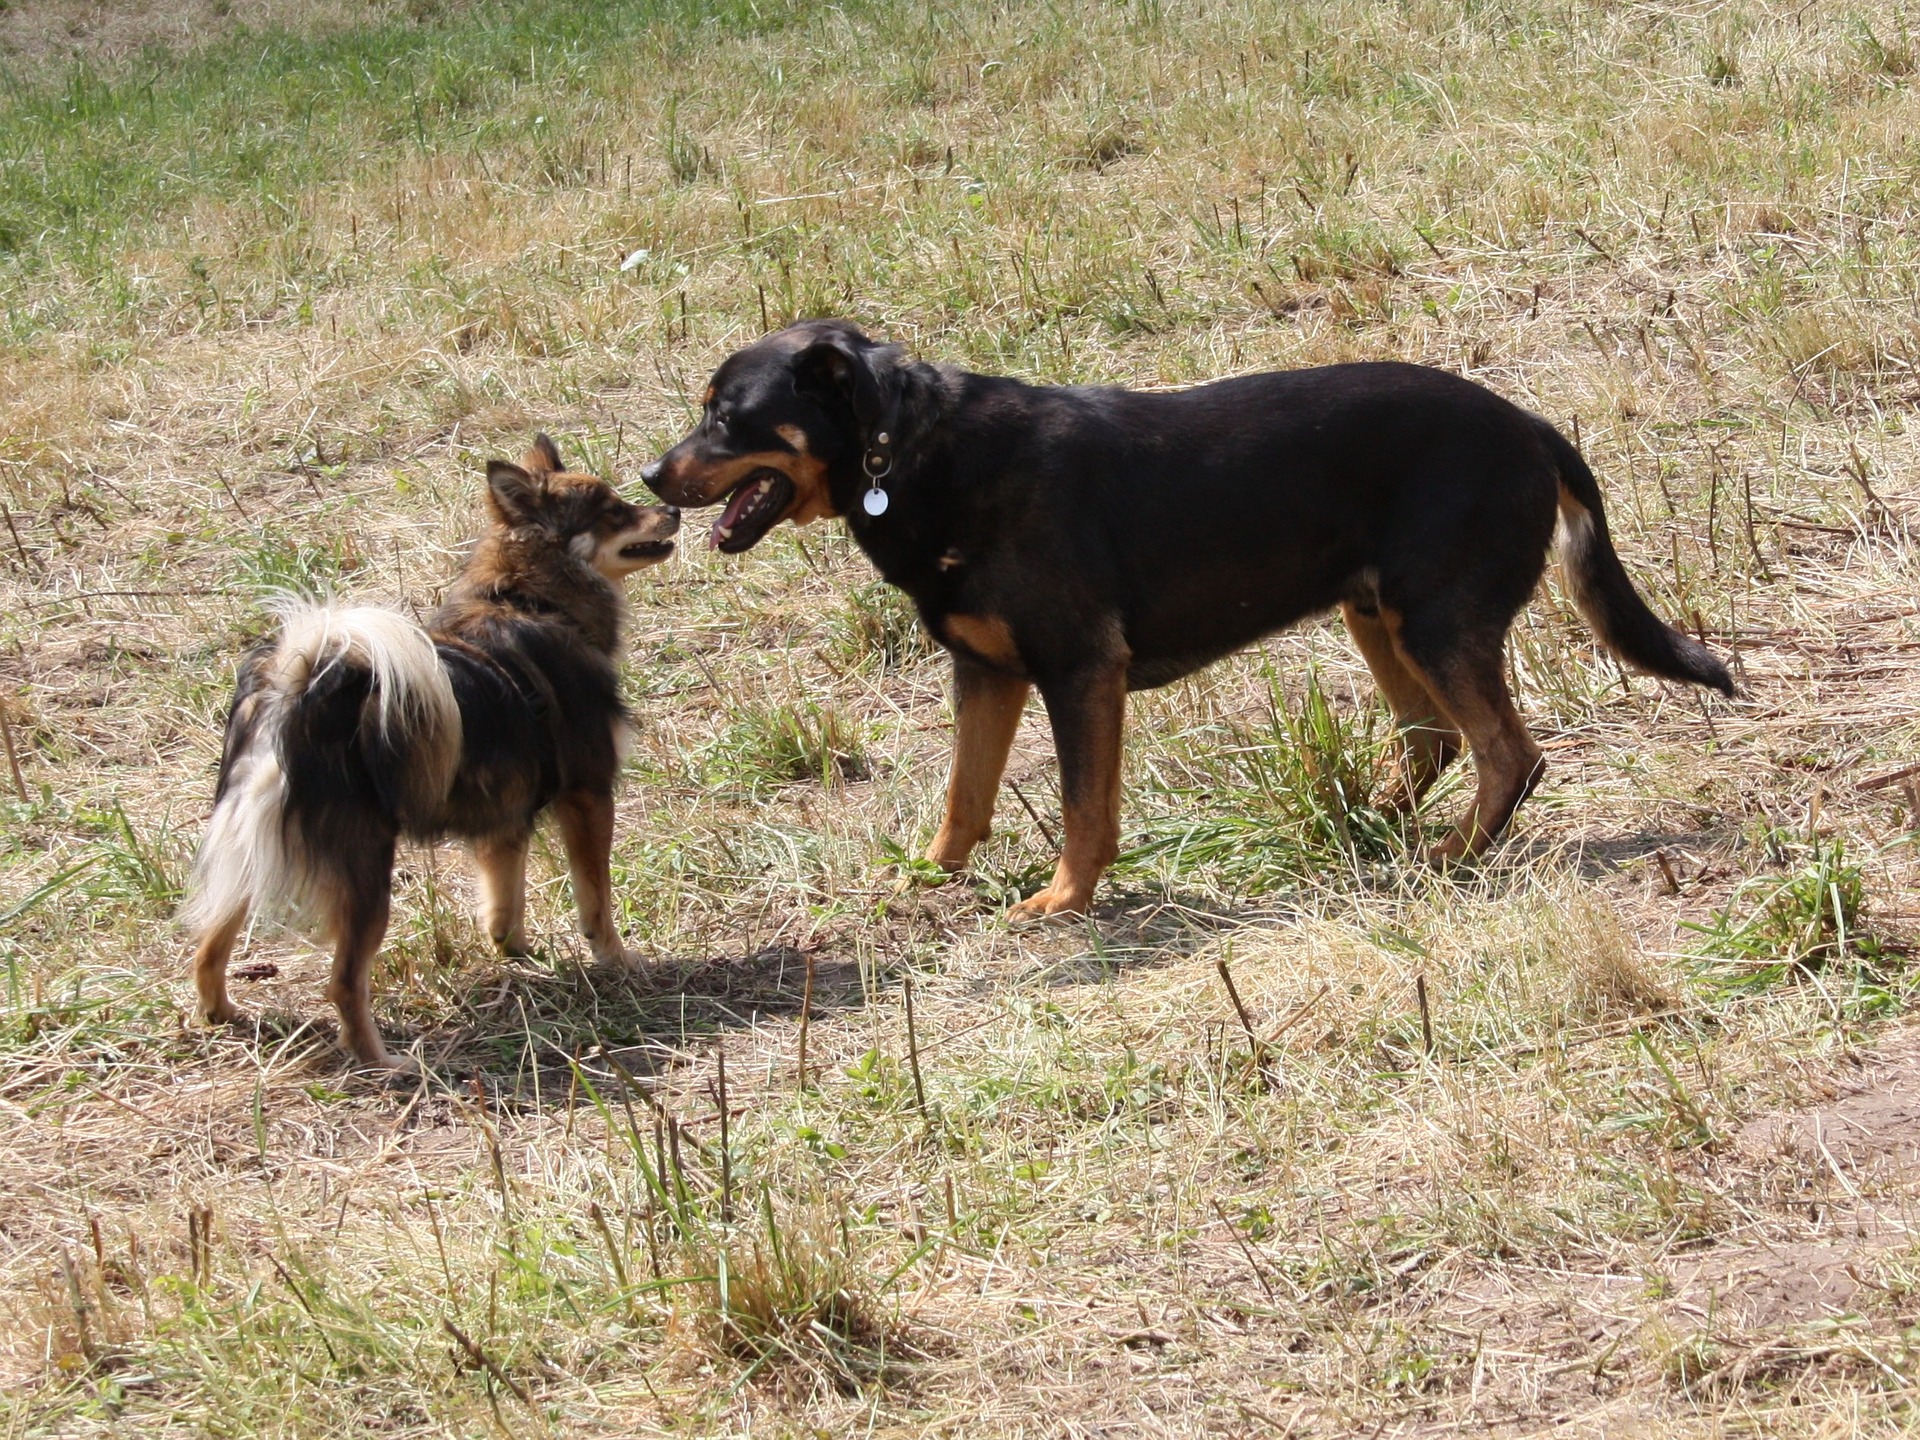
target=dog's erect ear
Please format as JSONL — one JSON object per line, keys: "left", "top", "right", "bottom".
{"left": 486, "top": 460, "right": 547, "bottom": 528}
{"left": 523, "top": 433, "right": 564, "bottom": 476}
{"left": 792, "top": 329, "right": 888, "bottom": 434}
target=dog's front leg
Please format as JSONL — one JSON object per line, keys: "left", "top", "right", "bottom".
{"left": 926, "top": 657, "right": 1031, "bottom": 873}
{"left": 553, "top": 790, "right": 627, "bottom": 965}
{"left": 1009, "top": 661, "right": 1128, "bottom": 922}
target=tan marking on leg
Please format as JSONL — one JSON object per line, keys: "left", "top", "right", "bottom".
{"left": 1010, "top": 662, "right": 1128, "bottom": 920}
{"left": 1342, "top": 601, "right": 1461, "bottom": 813}
{"left": 942, "top": 614, "right": 1023, "bottom": 671}
{"left": 191, "top": 908, "right": 248, "bottom": 1026}
{"left": 324, "top": 888, "right": 400, "bottom": 1069}
{"left": 926, "top": 660, "right": 1031, "bottom": 872}
{"left": 553, "top": 790, "right": 624, "bottom": 965}
{"left": 1384, "top": 616, "right": 1543, "bottom": 859}
{"left": 473, "top": 834, "right": 530, "bottom": 956}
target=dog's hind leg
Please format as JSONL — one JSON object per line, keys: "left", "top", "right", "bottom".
{"left": 553, "top": 790, "right": 625, "bottom": 965}
{"left": 1010, "top": 660, "right": 1128, "bottom": 921}
{"left": 473, "top": 833, "right": 531, "bottom": 956}
{"left": 1341, "top": 601, "right": 1461, "bottom": 813}
{"left": 191, "top": 906, "right": 248, "bottom": 1027}
{"left": 927, "top": 658, "right": 1031, "bottom": 873}
{"left": 323, "top": 851, "right": 402, "bottom": 1069}
{"left": 1387, "top": 612, "right": 1543, "bottom": 860}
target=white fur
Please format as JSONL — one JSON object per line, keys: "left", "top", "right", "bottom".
{"left": 611, "top": 714, "right": 637, "bottom": 764}
{"left": 270, "top": 600, "right": 460, "bottom": 752}
{"left": 1554, "top": 502, "right": 1602, "bottom": 618}
{"left": 180, "top": 744, "right": 300, "bottom": 933}
{"left": 181, "top": 600, "right": 462, "bottom": 936}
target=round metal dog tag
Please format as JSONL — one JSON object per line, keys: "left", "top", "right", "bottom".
{"left": 863, "top": 487, "right": 889, "bottom": 516}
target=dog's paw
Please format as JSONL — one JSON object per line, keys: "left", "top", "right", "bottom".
{"left": 349, "top": 1049, "right": 418, "bottom": 1077}
{"left": 1006, "top": 888, "right": 1091, "bottom": 927}
{"left": 1422, "top": 825, "right": 1484, "bottom": 866}
{"left": 923, "top": 823, "right": 988, "bottom": 871}
{"left": 201, "top": 1001, "right": 246, "bottom": 1027}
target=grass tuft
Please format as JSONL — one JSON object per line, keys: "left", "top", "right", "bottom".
{"left": 707, "top": 699, "right": 870, "bottom": 792}
{"left": 1688, "top": 832, "right": 1894, "bottom": 1005}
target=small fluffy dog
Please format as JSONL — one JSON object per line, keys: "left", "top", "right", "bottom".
{"left": 182, "top": 436, "right": 679, "bottom": 1068}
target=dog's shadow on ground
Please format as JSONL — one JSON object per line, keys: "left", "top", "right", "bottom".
{"left": 242, "top": 822, "right": 1739, "bottom": 1098}
{"left": 1010, "top": 886, "right": 1309, "bottom": 987}
{"left": 1508, "top": 825, "right": 1738, "bottom": 882}
{"left": 361, "top": 882, "right": 1287, "bottom": 1096}
{"left": 395, "top": 937, "right": 876, "bottom": 1102}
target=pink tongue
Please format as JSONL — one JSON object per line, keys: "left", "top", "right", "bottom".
{"left": 711, "top": 482, "right": 761, "bottom": 546}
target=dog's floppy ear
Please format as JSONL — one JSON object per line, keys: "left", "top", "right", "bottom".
{"left": 793, "top": 328, "right": 888, "bottom": 434}
{"left": 523, "top": 433, "right": 564, "bottom": 475}
{"left": 486, "top": 460, "right": 547, "bottom": 528}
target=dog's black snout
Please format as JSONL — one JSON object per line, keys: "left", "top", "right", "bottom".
{"left": 639, "top": 458, "right": 663, "bottom": 489}
{"left": 664, "top": 505, "right": 680, "bottom": 519}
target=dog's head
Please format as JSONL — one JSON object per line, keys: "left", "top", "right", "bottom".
{"left": 642, "top": 320, "right": 903, "bottom": 553}
{"left": 486, "top": 434, "right": 680, "bottom": 580}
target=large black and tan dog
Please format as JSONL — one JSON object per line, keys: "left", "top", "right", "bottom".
{"left": 182, "top": 437, "right": 679, "bottom": 1067}
{"left": 644, "top": 321, "right": 1733, "bottom": 921}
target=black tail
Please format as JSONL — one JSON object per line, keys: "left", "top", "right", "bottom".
{"left": 1541, "top": 419, "right": 1735, "bottom": 697}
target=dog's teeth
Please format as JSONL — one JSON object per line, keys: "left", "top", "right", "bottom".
{"left": 716, "top": 525, "right": 733, "bottom": 540}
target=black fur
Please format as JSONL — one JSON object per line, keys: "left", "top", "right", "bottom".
{"left": 647, "top": 321, "right": 1735, "bottom": 916}
{"left": 186, "top": 438, "right": 677, "bottom": 1066}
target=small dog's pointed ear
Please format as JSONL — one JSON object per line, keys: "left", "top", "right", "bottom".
{"left": 793, "top": 328, "right": 886, "bottom": 431}
{"left": 524, "top": 433, "right": 564, "bottom": 475}
{"left": 486, "top": 460, "right": 546, "bottom": 527}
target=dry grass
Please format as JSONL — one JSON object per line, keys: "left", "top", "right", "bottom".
{"left": 7, "top": 0, "right": 1920, "bottom": 1433}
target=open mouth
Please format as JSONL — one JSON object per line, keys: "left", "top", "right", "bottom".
{"left": 618, "top": 539, "right": 676, "bottom": 561}
{"left": 710, "top": 469, "right": 793, "bottom": 553}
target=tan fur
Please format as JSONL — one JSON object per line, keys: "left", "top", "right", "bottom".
{"left": 1368, "top": 604, "right": 1544, "bottom": 860}
{"left": 1008, "top": 662, "right": 1128, "bottom": 921}
{"left": 942, "top": 614, "right": 1023, "bottom": 671}
{"left": 654, "top": 449, "right": 837, "bottom": 526}
{"left": 524, "top": 435, "right": 564, "bottom": 474}
{"left": 191, "top": 910, "right": 247, "bottom": 1025}
{"left": 474, "top": 834, "right": 530, "bottom": 955}
{"left": 1340, "top": 601, "right": 1462, "bottom": 814}
{"left": 552, "top": 791, "right": 620, "bottom": 960}
{"left": 926, "top": 663, "right": 1031, "bottom": 871}
{"left": 185, "top": 436, "right": 673, "bottom": 1069}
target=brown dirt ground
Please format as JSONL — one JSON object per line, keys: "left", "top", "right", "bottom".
{"left": 1427, "top": 1029, "right": 1920, "bottom": 1433}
